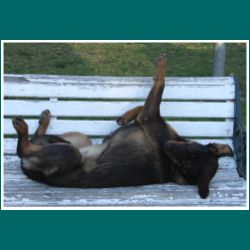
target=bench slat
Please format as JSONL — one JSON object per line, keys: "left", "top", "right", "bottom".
{"left": 4, "top": 119, "right": 234, "bottom": 137}
{"left": 4, "top": 82, "right": 235, "bottom": 100}
{"left": 4, "top": 100, "right": 234, "bottom": 118}
{"left": 3, "top": 138, "right": 234, "bottom": 156}
{"left": 5, "top": 74, "right": 235, "bottom": 85}
{"left": 4, "top": 186, "right": 246, "bottom": 207}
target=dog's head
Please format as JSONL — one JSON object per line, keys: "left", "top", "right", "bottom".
{"left": 163, "top": 140, "right": 233, "bottom": 198}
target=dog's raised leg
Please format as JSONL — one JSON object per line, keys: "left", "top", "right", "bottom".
{"left": 117, "top": 54, "right": 166, "bottom": 126}
{"left": 13, "top": 116, "right": 85, "bottom": 184}
{"left": 12, "top": 117, "right": 42, "bottom": 157}
{"left": 137, "top": 54, "right": 166, "bottom": 122}
{"left": 34, "top": 109, "right": 51, "bottom": 137}
{"left": 133, "top": 54, "right": 173, "bottom": 145}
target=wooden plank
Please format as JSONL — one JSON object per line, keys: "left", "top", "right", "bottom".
{"left": 4, "top": 100, "right": 235, "bottom": 118}
{"left": 4, "top": 119, "right": 234, "bottom": 137}
{"left": 5, "top": 74, "right": 235, "bottom": 86}
{"left": 3, "top": 138, "right": 234, "bottom": 155}
{"left": 3, "top": 156, "right": 246, "bottom": 207}
{"left": 4, "top": 82, "right": 235, "bottom": 100}
{"left": 4, "top": 185, "right": 246, "bottom": 207}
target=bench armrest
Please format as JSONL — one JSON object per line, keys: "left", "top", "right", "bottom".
{"left": 232, "top": 74, "right": 246, "bottom": 179}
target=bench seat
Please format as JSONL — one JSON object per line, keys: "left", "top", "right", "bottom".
{"left": 4, "top": 155, "right": 246, "bottom": 207}
{"left": 3, "top": 74, "right": 247, "bottom": 208}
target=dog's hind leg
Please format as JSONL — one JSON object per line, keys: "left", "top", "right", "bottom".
{"left": 135, "top": 54, "right": 179, "bottom": 144}
{"left": 118, "top": 54, "right": 166, "bottom": 126}
{"left": 117, "top": 55, "right": 166, "bottom": 125}
{"left": 137, "top": 54, "right": 166, "bottom": 122}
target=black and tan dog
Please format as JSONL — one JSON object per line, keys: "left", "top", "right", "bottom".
{"left": 12, "top": 54, "right": 233, "bottom": 198}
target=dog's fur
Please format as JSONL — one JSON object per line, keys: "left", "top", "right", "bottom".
{"left": 12, "top": 54, "right": 233, "bottom": 198}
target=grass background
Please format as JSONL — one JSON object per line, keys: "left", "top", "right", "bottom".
{"left": 4, "top": 42, "right": 247, "bottom": 123}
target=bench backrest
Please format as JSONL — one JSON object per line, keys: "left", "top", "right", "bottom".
{"left": 4, "top": 74, "right": 235, "bottom": 155}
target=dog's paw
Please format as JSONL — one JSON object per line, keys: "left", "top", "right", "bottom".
{"left": 39, "top": 109, "right": 51, "bottom": 126}
{"left": 116, "top": 115, "right": 130, "bottom": 126}
{"left": 155, "top": 53, "right": 166, "bottom": 66}
{"left": 12, "top": 117, "right": 28, "bottom": 135}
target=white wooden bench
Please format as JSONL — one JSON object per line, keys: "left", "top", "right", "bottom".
{"left": 3, "top": 74, "right": 247, "bottom": 208}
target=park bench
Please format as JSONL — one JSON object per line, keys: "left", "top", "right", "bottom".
{"left": 3, "top": 74, "right": 247, "bottom": 208}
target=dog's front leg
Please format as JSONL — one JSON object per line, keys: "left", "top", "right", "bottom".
{"left": 116, "top": 105, "right": 143, "bottom": 125}
{"left": 12, "top": 117, "right": 42, "bottom": 157}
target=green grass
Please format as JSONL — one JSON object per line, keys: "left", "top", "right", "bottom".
{"left": 4, "top": 43, "right": 247, "bottom": 124}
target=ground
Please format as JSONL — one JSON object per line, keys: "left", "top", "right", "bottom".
{"left": 4, "top": 42, "right": 247, "bottom": 124}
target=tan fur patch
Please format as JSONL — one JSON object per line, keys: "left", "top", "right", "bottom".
{"left": 23, "top": 143, "right": 42, "bottom": 156}
{"left": 79, "top": 142, "right": 108, "bottom": 161}
{"left": 82, "top": 161, "right": 98, "bottom": 172}
{"left": 60, "top": 132, "right": 92, "bottom": 149}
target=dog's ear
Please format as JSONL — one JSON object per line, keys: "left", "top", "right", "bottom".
{"left": 208, "top": 143, "right": 233, "bottom": 157}
{"left": 197, "top": 175, "right": 210, "bottom": 199}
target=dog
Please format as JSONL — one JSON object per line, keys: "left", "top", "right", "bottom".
{"left": 12, "top": 54, "right": 233, "bottom": 198}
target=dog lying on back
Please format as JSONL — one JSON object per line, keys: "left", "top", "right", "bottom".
{"left": 12, "top": 54, "right": 233, "bottom": 199}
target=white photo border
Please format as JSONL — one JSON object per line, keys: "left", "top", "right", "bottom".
{"left": 1, "top": 40, "right": 249, "bottom": 211}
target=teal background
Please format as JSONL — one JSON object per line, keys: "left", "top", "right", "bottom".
{"left": 0, "top": 0, "right": 249, "bottom": 249}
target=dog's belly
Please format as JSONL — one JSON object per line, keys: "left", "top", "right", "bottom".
{"left": 81, "top": 123, "right": 166, "bottom": 188}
